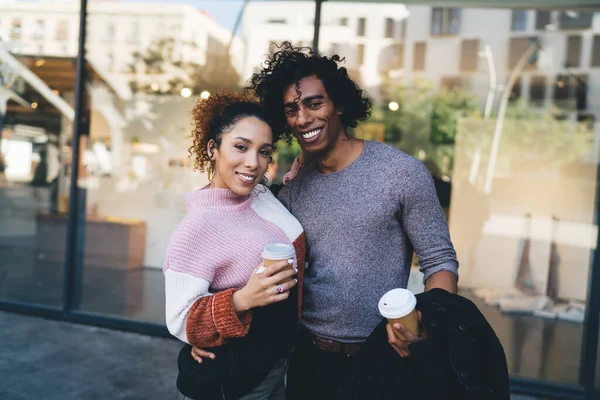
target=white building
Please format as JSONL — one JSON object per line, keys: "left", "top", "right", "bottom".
{"left": 0, "top": 0, "right": 245, "bottom": 94}
{"left": 402, "top": 6, "right": 600, "bottom": 119}
{"left": 242, "top": 2, "right": 600, "bottom": 120}
{"left": 241, "top": 1, "right": 409, "bottom": 91}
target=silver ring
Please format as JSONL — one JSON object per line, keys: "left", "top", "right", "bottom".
{"left": 276, "top": 284, "right": 284, "bottom": 294}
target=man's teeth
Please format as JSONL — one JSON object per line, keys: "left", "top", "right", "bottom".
{"left": 302, "top": 128, "right": 321, "bottom": 139}
{"left": 237, "top": 173, "right": 255, "bottom": 182}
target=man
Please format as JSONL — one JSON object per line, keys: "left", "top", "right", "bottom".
{"left": 193, "top": 42, "right": 458, "bottom": 398}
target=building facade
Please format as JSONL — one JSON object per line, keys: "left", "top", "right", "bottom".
{"left": 1, "top": 1, "right": 600, "bottom": 399}
{"left": 1, "top": 0, "right": 245, "bottom": 94}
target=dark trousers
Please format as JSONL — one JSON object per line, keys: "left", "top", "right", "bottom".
{"left": 286, "top": 328, "right": 356, "bottom": 400}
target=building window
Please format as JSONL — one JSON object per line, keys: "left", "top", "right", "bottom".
{"left": 10, "top": 19, "right": 22, "bottom": 39}
{"left": 413, "top": 41, "right": 426, "bottom": 71}
{"left": 591, "top": 36, "right": 600, "bottom": 67}
{"left": 56, "top": 20, "right": 69, "bottom": 41}
{"left": 399, "top": 19, "right": 407, "bottom": 41}
{"left": 267, "top": 19, "right": 286, "bottom": 24}
{"left": 554, "top": 74, "right": 588, "bottom": 110}
{"left": 34, "top": 20, "right": 45, "bottom": 39}
{"left": 357, "top": 44, "right": 365, "bottom": 66}
{"left": 431, "top": 8, "right": 461, "bottom": 36}
{"left": 385, "top": 18, "right": 394, "bottom": 39}
{"left": 357, "top": 18, "right": 366, "bottom": 37}
{"left": 508, "top": 37, "right": 538, "bottom": 70}
{"left": 559, "top": 11, "right": 593, "bottom": 30}
{"left": 107, "top": 52, "right": 114, "bottom": 72}
{"left": 510, "top": 77, "right": 522, "bottom": 101}
{"left": 460, "top": 39, "right": 479, "bottom": 72}
{"left": 441, "top": 76, "right": 464, "bottom": 91}
{"left": 391, "top": 43, "right": 404, "bottom": 69}
{"left": 511, "top": 10, "right": 527, "bottom": 32}
{"left": 535, "top": 10, "right": 551, "bottom": 30}
{"left": 529, "top": 76, "right": 547, "bottom": 106}
{"left": 565, "top": 35, "right": 582, "bottom": 68}
{"left": 129, "top": 21, "right": 139, "bottom": 43}
{"left": 339, "top": 17, "right": 348, "bottom": 26}
{"left": 106, "top": 23, "right": 115, "bottom": 41}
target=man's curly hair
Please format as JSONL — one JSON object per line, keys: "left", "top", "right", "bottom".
{"left": 188, "top": 90, "right": 278, "bottom": 176}
{"left": 247, "top": 41, "right": 373, "bottom": 141}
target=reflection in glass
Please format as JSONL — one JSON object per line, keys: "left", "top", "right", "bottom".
{"left": 320, "top": 3, "right": 598, "bottom": 385}
{"left": 75, "top": 1, "right": 246, "bottom": 323}
{"left": 0, "top": 1, "right": 83, "bottom": 307}
{"left": 4, "top": 1, "right": 598, "bottom": 387}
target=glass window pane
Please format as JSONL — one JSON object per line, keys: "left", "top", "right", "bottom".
{"left": 0, "top": 2, "right": 81, "bottom": 307}
{"left": 512, "top": 10, "right": 528, "bottom": 32}
{"left": 535, "top": 10, "right": 552, "bottom": 30}
{"left": 322, "top": 3, "right": 600, "bottom": 386}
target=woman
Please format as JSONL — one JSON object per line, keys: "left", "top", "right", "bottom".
{"left": 164, "top": 91, "right": 305, "bottom": 400}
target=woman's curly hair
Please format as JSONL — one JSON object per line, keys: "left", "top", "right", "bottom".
{"left": 188, "top": 90, "right": 278, "bottom": 176}
{"left": 247, "top": 41, "right": 373, "bottom": 141}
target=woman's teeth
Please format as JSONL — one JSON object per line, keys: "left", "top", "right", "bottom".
{"left": 302, "top": 128, "right": 322, "bottom": 139}
{"left": 237, "top": 173, "right": 255, "bottom": 182}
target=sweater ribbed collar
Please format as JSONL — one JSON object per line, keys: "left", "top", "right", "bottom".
{"left": 184, "top": 184, "right": 252, "bottom": 213}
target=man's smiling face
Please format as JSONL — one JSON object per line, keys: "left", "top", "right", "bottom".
{"left": 283, "top": 75, "right": 344, "bottom": 154}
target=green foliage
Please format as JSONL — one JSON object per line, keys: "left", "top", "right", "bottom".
{"left": 376, "top": 79, "right": 480, "bottom": 176}
{"left": 273, "top": 138, "right": 301, "bottom": 182}
{"left": 376, "top": 79, "right": 593, "bottom": 177}
{"left": 458, "top": 115, "right": 593, "bottom": 172}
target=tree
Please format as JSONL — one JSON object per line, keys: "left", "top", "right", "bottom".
{"left": 377, "top": 78, "right": 480, "bottom": 177}
{"left": 128, "top": 37, "right": 241, "bottom": 95}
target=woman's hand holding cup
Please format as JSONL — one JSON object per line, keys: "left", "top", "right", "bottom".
{"left": 232, "top": 259, "right": 297, "bottom": 312}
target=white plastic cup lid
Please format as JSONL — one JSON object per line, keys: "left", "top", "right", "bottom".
{"left": 378, "top": 288, "right": 417, "bottom": 319}
{"left": 262, "top": 243, "right": 295, "bottom": 260}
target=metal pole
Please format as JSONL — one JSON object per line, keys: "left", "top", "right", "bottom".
{"left": 483, "top": 43, "right": 538, "bottom": 195}
{"left": 227, "top": 0, "right": 249, "bottom": 53}
{"left": 468, "top": 44, "right": 496, "bottom": 185}
{"left": 482, "top": 45, "right": 497, "bottom": 120}
{"left": 63, "top": 0, "right": 88, "bottom": 311}
{"left": 580, "top": 159, "right": 600, "bottom": 395}
{"left": 312, "top": 0, "right": 323, "bottom": 53}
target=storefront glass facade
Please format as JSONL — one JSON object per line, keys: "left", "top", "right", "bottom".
{"left": 1, "top": 1, "right": 599, "bottom": 397}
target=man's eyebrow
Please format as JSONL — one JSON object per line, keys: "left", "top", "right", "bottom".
{"left": 302, "top": 95, "right": 325, "bottom": 104}
{"left": 283, "top": 94, "right": 325, "bottom": 108}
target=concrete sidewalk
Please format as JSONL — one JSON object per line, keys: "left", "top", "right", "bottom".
{"left": 0, "top": 311, "right": 545, "bottom": 400}
{"left": 0, "top": 311, "right": 180, "bottom": 400}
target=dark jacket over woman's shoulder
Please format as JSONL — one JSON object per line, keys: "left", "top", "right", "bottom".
{"left": 337, "top": 288, "right": 510, "bottom": 400}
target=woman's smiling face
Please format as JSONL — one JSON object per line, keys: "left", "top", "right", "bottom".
{"left": 210, "top": 116, "right": 274, "bottom": 195}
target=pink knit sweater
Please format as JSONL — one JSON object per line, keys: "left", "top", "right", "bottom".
{"left": 164, "top": 184, "right": 305, "bottom": 347}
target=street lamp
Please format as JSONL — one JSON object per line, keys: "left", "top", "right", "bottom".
{"left": 200, "top": 90, "right": 210, "bottom": 100}
{"left": 388, "top": 101, "right": 399, "bottom": 111}
{"left": 180, "top": 88, "right": 192, "bottom": 98}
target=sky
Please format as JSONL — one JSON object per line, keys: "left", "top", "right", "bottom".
{"left": 14, "top": 0, "right": 247, "bottom": 32}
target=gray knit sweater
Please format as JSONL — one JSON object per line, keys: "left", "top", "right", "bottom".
{"left": 277, "top": 140, "right": 459, "bottom": 343}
